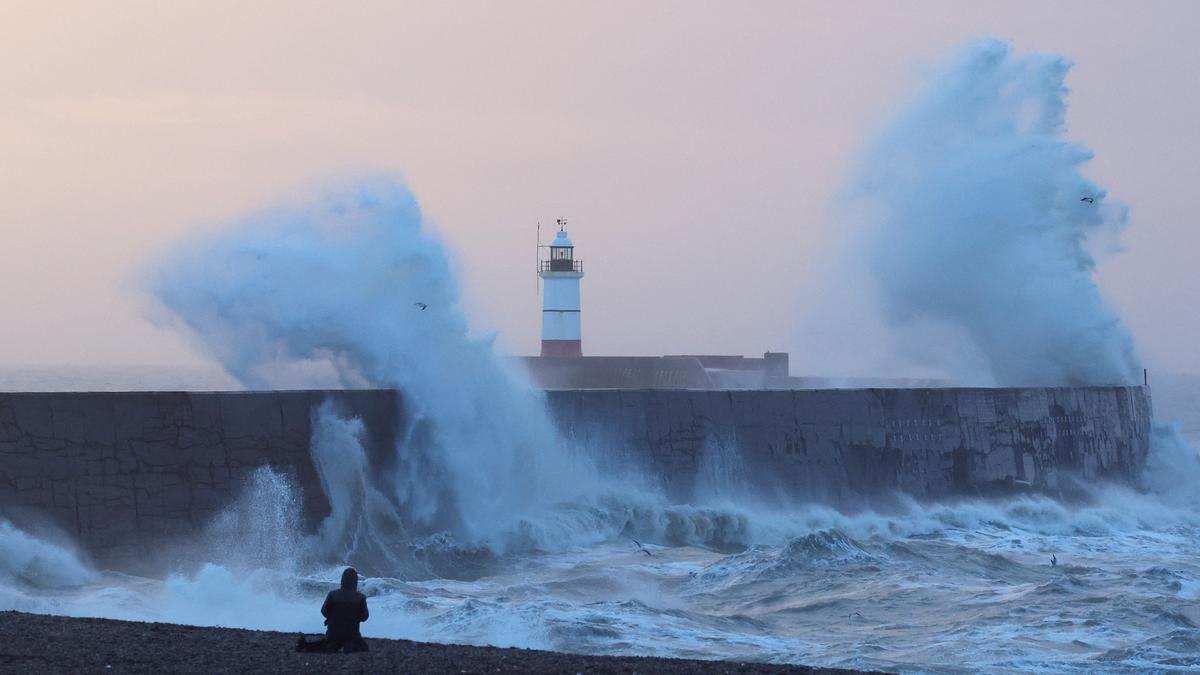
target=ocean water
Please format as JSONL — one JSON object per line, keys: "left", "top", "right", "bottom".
{"left": 1, "top": 367, "right": 1199, "bottom": 674}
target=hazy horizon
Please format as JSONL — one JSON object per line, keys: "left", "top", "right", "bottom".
{"left": 2, "top": 1, "right": 1197, "bottom": 379}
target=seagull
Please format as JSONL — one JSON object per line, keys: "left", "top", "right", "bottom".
{"left": 1080, "top": 197, "right": 1095, "bottom": 203}
{"left": 849, "top": 611, "right": 863, "bottom": 619}
{"left": 625, "top": 534, "right": 653, "bottom": 557}
{"left": 414, "top": 302, "right": 428, "bottom": 310}
{"left": 1050, "top": 554, "right": 1058, "bottom": 567}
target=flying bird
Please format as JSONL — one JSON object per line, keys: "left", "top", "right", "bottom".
{"left": 1050, "top": 554, "right": 1058, "bottom": 567}
{"left": 625, "top": 534, "right": 653, "bottom": 557}
{"left": 414, "top": 302, "right": 428, "bottom": 310}
{"left": 1080, "top": 197, "right": 1095, "bottom": 203}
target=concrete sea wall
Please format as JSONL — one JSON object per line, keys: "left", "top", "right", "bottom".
{"left": 0, "top": 386, "right": 1151, "bottom": 566}
{"left": 547, "top": 387, "right": 1152, "bottom": 504}
{"left": 0, "top": 390, "right": 400, "bottom": 567}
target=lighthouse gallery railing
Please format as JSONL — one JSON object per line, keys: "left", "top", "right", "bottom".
{"left": 539, "top": 259, "right": 583, "bottom": 273}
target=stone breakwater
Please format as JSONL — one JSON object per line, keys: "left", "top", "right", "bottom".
{"left": 0, "top": 386, "right": 1151, "bottom": 568}
{"left": 547, "top": 387, "right": 1152, "bottom": 505}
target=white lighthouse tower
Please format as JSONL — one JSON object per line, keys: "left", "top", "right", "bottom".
{"left": 538, "top": 219, "right": 584, "bottom": 357}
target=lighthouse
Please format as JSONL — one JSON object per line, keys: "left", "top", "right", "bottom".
{"left": 538, "top": 219, "right": 584, "bottom": 357}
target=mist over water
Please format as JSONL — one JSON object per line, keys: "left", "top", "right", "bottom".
{"left": 3, "top": 40, "right": 1200, "bottom": 673}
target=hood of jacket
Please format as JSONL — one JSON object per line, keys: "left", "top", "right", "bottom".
{"left": 340, "top": 567, "right": 358, "bottom": 591}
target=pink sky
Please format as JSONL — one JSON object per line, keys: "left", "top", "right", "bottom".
{"left": 1, "top": 1, "right": 1197, "bottom": 376}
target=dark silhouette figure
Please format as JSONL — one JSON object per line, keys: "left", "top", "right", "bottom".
{"left": 297, "top": 567, "right": 369, "bottom": 653}
{"left": 323, "top": 567, "right": 369, "bottom": 651}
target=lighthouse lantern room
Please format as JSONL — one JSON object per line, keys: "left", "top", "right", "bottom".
{"left": 538, "top": 219, "right": 584, "bottom": 357}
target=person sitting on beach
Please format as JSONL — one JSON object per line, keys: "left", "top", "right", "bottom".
{"left": 298, "top": 567, "right": 370, "bottom": 653}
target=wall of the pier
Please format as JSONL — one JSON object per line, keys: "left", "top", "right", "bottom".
{"left": 0, "top": 390, "right": 398, "bottom": 567}
{"left": 544, "top": 387, "right": 1152, "bottom": 504}
{"left": 0, "top": 386, "right": 1152, "bottom": 566}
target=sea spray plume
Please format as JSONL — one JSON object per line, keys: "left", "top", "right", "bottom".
{"left": 149, "top": 177, "right": 591, "bottom": 547}
{"left": 203, "top": 468, "right": 305, "bottom": 573}
{"left": 844, "top": 39, "right": 1140, "bottom": 386}
{"left": 840, "top": 40, "right": 1200, "bottom": 496}
{"left": 308, "top": 401, "right": 414, "bottom": 573}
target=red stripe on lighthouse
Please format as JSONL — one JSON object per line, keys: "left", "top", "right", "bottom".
{"left": 540, "top": 340, "right": 582, "bottom": 357}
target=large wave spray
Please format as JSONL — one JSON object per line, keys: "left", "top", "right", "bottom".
{"left": 842, "top": 39, "right": 1140, "bottom": 387}
{"left": 833, "top": 39, "right": 1200, "bottom": 498}
{"left": 149, "top": 178, "right": 593, "bottom": 549}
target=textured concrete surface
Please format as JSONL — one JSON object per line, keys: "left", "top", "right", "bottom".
{"left": 545, "top": 387, "right": 1153, "bottom": 505}
{"left": 0, "top": 390, "right": 398, "bottom": 567}
{"left": 0, "top": 386, "right": 1151, "bottom": 567}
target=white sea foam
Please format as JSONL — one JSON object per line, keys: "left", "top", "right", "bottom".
{"left": 0, "top": 520, "right": 95, "bottom": 589}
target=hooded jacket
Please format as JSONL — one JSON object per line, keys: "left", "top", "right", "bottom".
{"left": 321, "top": 567, "right": 369, "bottom": 640}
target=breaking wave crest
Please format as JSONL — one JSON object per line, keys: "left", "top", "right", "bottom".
{"left": 0, "top": 521, "right": 94, "bottom": 590}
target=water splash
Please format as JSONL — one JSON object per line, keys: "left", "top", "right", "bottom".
{"left": 840, "top": 39, "right": 1140, "bottom": 387}
{"left": 0, "top": 520, "right": 95, "bottom": 589}
{"left": 202, "top": 468, "right": 305, "bottom": 573}
{"left": 307, "top": 401, "right": 412, "bottom": 573}
{"left": 828, "top": 38, "right": 1200, "bottom": 499}
{"left": 148, "top": 177, "right": 594, "bottom": 547}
